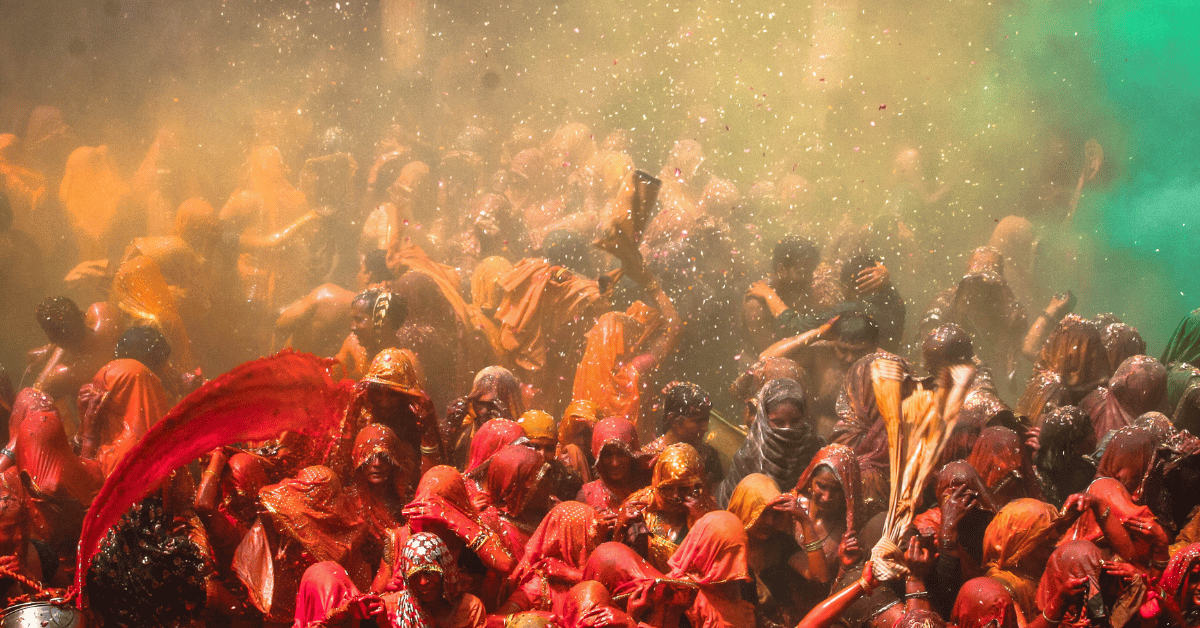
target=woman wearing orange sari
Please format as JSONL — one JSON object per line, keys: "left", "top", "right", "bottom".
{"left": 110, "top": 254, "right": 198, "bottom": 372}
{"left": 665, "top": 510, "right": 755, "bottom": 628}
{"left": 618, "top": 442, "right": 717, "bottom": 573}
{"left": 981, "top": 498, "right": 1065, "bottom": 620}
{"left": 449, "top": 366, "right": 526, "bottom": 468}
{"left": 77, "top": 358, "right": 170, "bottom": 476}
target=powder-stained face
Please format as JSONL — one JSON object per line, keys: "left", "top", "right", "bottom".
{"left": 599, "top": 447, "right": 632, "bottom": 483}
{"left": 1188, "top": 564, "right": 1200, "bottom": 611}
{"left": 767, "top": 399, "right": 804, "bottom": 429}
{"left": 809, "top": 467, "right": 844, "bottom": 518}
{"left": 673, "top": 409, "right": 710, "bottom": 445}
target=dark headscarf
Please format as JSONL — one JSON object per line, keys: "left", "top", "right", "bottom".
{"left": 1017, "top": 315, "right": 1109, "bottom": 424}
{"left": 966, "top": 426, "right": 1043, "bottom": 506}
{"left": 1095, "top": 422, "right": 1170, "bottom": 500}
{"left": 1033, "top": 406, "right": 1096, "bottom": 506}
{"left": 1080, "top": 355, "right": 1167, "bottom": 442}
{"left": 1101, "top": 324, "right": 1145, "bottom": 376}
{"left": 715, "top": 378, "right": 823, "bottom": 508}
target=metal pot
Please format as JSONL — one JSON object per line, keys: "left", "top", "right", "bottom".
{"left": 0, "top": 601, "right": 84, "bottom": 628}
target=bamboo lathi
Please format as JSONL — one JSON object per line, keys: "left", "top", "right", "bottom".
{"left": 869, "top": 359, "right": 975, "bottom": 581}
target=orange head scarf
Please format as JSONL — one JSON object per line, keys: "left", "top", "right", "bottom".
{"left": 111, "top": 256, "right": 197, "bottom": 371}
{"left": 982, "top": 498, "right": 1061, "bottom": 616}
{"left": 725, "top": 473, "right": 782, "bottom": 532}
{"left": 59, "top": 145, "right": 128, "bottom": 254}
{"left": 260, "top": 465, "right": 365, "bottom": 565}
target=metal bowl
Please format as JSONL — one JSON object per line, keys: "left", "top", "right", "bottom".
{"left": 0, "top": 601, "right": 84, "bottom": 628}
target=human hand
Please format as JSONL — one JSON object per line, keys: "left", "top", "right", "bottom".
{"left": 939, "top": 484, "right": 978, "bottom": 547}
{"left": 1046, "top": 292, "right": 1077, "bottom": 320}
{"left": 904, "top": 535, "right": 934, "bottom": 579}
{"left": 856, "top": 263, "right": 890, "bottom": 295}
{"left": 747, "top": 280, "right": 777, "bottom": 302}
{"left": 839, "top": 533, "right": 862, "bottom": 568}
{"left": 1123, "top": 516, "right": 1169, "bottom": 547}
{"left": 1046, "top": 575, "right": 1089, "bottom": 621}
{"left": 353, "top": 594, "right": 387, "bottom": 621}
{"left": 1101, "top": 560, "right": 1141, "bottom": 584}
{"left": 617, "top": 500, "right": 647, "bottom": 531}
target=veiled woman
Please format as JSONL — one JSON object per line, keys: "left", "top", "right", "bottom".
{"left": 77, "top": 358, "right": 170, "bottom": 476}
{"left": 499, "top": 501, "right": 603, "bottom": 615}
{"left": 1159, "top": 543, "right": 1200, "bottom": 628}
{"left": 474, "top": 444, "right": 555, "bottom": 560}
{"left": 715, "top": 378, "right": 823, "bottom": 509}
{"left": 618, "top": 442, "right": 717, "bottom": 573}
{"left": 448, "top": 366, "right": 526, "bottom": 468}
{"left": 383, "top": 533, "right": 486, "bottom": 628}
{"left": 792, "top": 444, "right": 864, "bottom": 589}
{"left": 1078, "top": 355, "right": 1167, "bottom": 442}
{"left": 830, "top": 352, "right": 913, "bottom": 518}
{"left": 665, "top": 510, "right": 755, "bottom": 628}
{"left": 1017, "top": 315, "right": 1110, "bottom": 425}
{"left": 1032, "top": 406, "right": 1097, "bottom": 507}
{"left": 345, "top": 424, "right": 409, "bottom": 573}
{"left": 582, "top": 542, "right": 698, "bottom": 628}
{"left": 965, "top": 426, "right": 1043, "bottom": 507}
{"left": 981, "top": 498, "right": 1064, "bottom": 620}
{"left": 576, "top": 417, "right": 644, "bottom": 513}
{"left": 293, "top": 561, "right": 385, "bottom": 628}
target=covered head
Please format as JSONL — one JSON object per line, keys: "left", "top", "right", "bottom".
{"left": 485, "top": 444, "right": 552, "bottom": 518}
{"left": 293, "top": 562, "right": 362, "bottom": 628}
{"left": 951, "top": 578, "right": 1020, "bottom": 628}
{"left": 966, "top": 426, "right": 1042, "bottom": 505}
{"left": 922, "top": 323, "right": 974, "bottom": 374}
{"left": 716, "top": 377, "right": 818, "bottom": 507}
{"left": 361, "top": 348, "right": 427, "bottom": 397}
{"left": 1162, "top": 308, "right": 1200, "bottom": 368}
{"left": 794, "top": 444, "right": 864, "bottom": 535}
{"left": 1036, "top": 540, "right": 1108, "bottom": 626}
{"left": 659, "top": 381, "right": 712, "bottom": 441}
{"left": 350, "top": 288, "right": 406, "bottom": 352}
{"left": 468, "top": 366, "right": 525, "bottom": 424}
{"left": 725, "top": 473, "right": 783, "bottom": 537}
{"left": 591, "top": 417, "right": 639, "bottom": 484}
{"left": 519, "top": 410, "right": 559, "bottom": 461}
{"left": 666, "top": 510, "right": 750, "bottom": 586}
{"left": 352, "top": 423, "right": 413, "bottom": 498}
{"left": 1160, "top": 543, "right": 1200, "bottom": 620}
{"left": 467, "top": 418, "right": 525, "bottom": 473}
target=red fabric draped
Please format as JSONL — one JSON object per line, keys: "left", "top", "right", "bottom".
{"left": 72, "top": 350, "right": 349, "bottom": 598}
{"left": 1160, "top": 542, "right": 1200, "bottom": 615}
{"left": 80, "top": 358, "right": 171, "bottom": 476}
{"left": 11, "top": 389, "right": 102, "bottom": 505}
{"left": 582, "top": 542, "right": 697, "bottom": 624}
{"left": 951, "top": 578, "right": 1020, "bottom": 628}
{"left": 467, "top": 419, "right": 525, "bottom": 473}
{"left": 966, "top": 426, "right": 1044, "bottom": 505}
{"left": 508, "top": 501, "right": 601, "bottom": 614}
{"left": 294, "top": 561, "right": 362, "bottom": 628}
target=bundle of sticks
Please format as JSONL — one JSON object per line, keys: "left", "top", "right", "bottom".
{"left": 869, "top": 358, "right": 975, "bottom": 580}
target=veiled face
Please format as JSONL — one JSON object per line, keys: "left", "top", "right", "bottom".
{"left": 364, "top": 453, "right": 392, "bottom": 486}
{"left": 767, "top": 399, "right": 804, "bottom": 429}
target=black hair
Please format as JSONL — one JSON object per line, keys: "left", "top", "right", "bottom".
{"left": 541, "top": 229, "right": 590, "bottom": 275}
{"left": 831, "top": 312, "right": 880, "bottom": 347}
{"left": 772, "top": 236, "right": 820, "bottom": 271}
{"left": 661, "top": 382, "right": 712, "bottom": 431}
{"left": 840, "top": 253, "right": 880, "bottom": 290}
{"left": 362, "top": 249, "right": 392, "bottom": 283}
{"left": 115, "top": 326, "right": 172, "bottom": 370}
{"left": 87, "top": 494, "right": 208, "bottom": 628}
{"left": 921, "top": 323, "right": 974, "bottom": 370}
{"left": 35, "top": 296, "right": 86, "bottom": 348}
{"left": 353, "top": 288, "right": 407, "bottom": 331}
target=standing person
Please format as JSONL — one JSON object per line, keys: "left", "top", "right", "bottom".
{"left": 744, "top": 236, "right": 823, "bottom": 346}
{"left": 333, "top": 288, "right": 405, "bottom": 382}
{"left": 716, "top": 378, "right": 823, "bottom": 508}
{"left": 1032, "top": 407, "right": 1097, "bottom": 507}
{"left": 22, "top": 296, "right": 122, "bottom": 405}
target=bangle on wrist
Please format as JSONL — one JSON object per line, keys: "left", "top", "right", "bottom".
{"left": 0, "top": 447, "right": 14, "bottom": 461}
{"left": 1043, "top": 610, "right": 1063, "bottom": 625}
{"left": 802, "top": 536, "right": 826, "bottom": 553}
{"left": 468, "top": 528, "right": 491, "bottom": 551}
{"left": 857, "top": 576, "right": 875, "bottom": 594}
{"left": 904, "top": 591, "right": 930, "bottom": 599}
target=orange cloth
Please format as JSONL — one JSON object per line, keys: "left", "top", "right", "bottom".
{"left": 111, "top": 255, "right": 198, "bottom": 371}
{"left": 79, "top": 359, "right": 170, "bottom": 476}
{"left": 497, "top": 258, "right": 606, "bottom": 375}
{"left": 59, "top": 145, "right": 129, "bottom": 258}
{"left": 260, "top": 465, "right": 366, "bottom": 566}
{"left": 982, "top": 498, "right": 1061, "bottom": 617}
{"left": 246, "top": 145, "right": 307, "bottom": 231}
{"left": 471, "top": 256, "right": 514, "bottom": 313}
{"left": 571, "top": 302, "right": 662, "bottom": 428}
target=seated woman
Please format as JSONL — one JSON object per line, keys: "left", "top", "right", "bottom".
{"left": 1017, "top": 315, "right": 1110, "bottom": 425}
{"left": 582, "top": 542, "right": 698, "bottom": 628}
{"left": 293, "top": 561, "right": 385, "bottom": 628}
{"left": 792, "top": 444, "right": 864, "bottom": 589}
{"left": 77, "top": 357, "right": 170, "bottom": 476}
{"left": 1036, "top": 540, "right": 1144, "bottom": 628}
{"left": 1079, "top": 355, "right": 1168, "bottom": 442}
{"left": 950, "top": 577, "right": 1021, "bottom": 628}
{"left": 576, "top": 417, "right": 645, "bottom": 513}
{"left": 499, "top": 501, "right": 604, "bottom": 615}
{"left": 346, "top": 424, "right": 410, "bottom": 572}
{"left": 475, "top": 444, "right": 555, "bottom": 561}
{"left": 1032, "top": 406, "right": 1097, "bottom": 507}
{"left": 965, "top": 426, "right": 1044, "bottom": 507}
{"left": 716, "top": 378, "right": 823, "bottom": 509}
{"left": 383, "top": 533, "right": 486, "bottom": 628}
{"left": 448, "top": 366, "right": 526, "bottom": 467}
{"left": 1064, "top": 476, "right": 1170, "bottom": 571}
{"left": 665, "top": 510, "right": 755, "bottom": 628}
{"left": 557, "top": 400, "right": 602, "bottom": 483}
{"left": 400, "top": 466, "right": 516, "bottom": 596}
{"left": 617, "top": 442, "right": 716, "bottom": 573}
{"left": 981, "top": 498, "right": 1082, "bottom": 621}
{"left": 558, "top": 581, "right": 636, "bottom": 628}
{"left": 463, "top": 419, "right": 525, "bottom": 508}
{"left": 1160, "top": 543, "right": 1200, "bottom": 628}
{"left": 726, "top": 473, "right": 827, "bottom": 628}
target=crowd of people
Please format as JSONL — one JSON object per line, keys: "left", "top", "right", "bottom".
{"left": 1, "top": 106, "right": 1200, "bottom": 628}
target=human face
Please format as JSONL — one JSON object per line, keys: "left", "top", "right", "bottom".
{"left": 656, "top": 482, "right": 701, "bottom": 513}
{"left": 767, "top": 399, "right": 804, "bottom": 429}
{"left": 410, "top": 570, "right": 444, "bottom": 605}
{"left": 528, "top": 437, "right": 557, "bottom": 463}
{"left": 1188, "top": 564, "right": 1200, "bottom": 611}
{"left": 773, "top": 263, "right": 810, "bottom": 294}
{"left": 471, "top": 391, "right": 504, "bottom": 422}
{"left": 672, "top": 409, "right": 710, "bottom": 445}
{"left": 364, "top": 453, "right": 392, "bottom": 486}
{"left": 809, "top": 468, "right": 844, "bottom": 518}
{"left": 833, "top": 340, "right": 873, "bottom": 367}
{"left": 350, "top": 302, "right": 379, "bottom": 352}
{"left": 748, "top": 508, "right": 779, "bottom": 541}
{"left": 599, "top": 448, "right": 632, "bottom": 483}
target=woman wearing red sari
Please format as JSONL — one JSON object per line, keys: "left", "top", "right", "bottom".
{"left": 792, "top": 444, "right": 865, "bottom": 588}
{"left": 558, "top": 581, "right": 636, "bottom": 628}
{"left": 499, "top": 501, "right": 603, "bottom": 615}
{"left": 77, "top": 357, "right": 170, "bottom": 476}
{"left": 582, "top": 541, "right": 698, "bottom": 628}
{"left": 665, "top": 510, "right": 755, "bottom": 628}
{"left": 475, "top": 444, "right": 555, "bottom": 562}
{"left": 1159, "top": 542, "right": 1200, "bottom": 627}
{"left": 346, "top": 423, "right": 410, "bottom": 577}
{"left": 293, "top": 561, "right": 385, "bottom": 628}
{"left": 576, "top": 417, "right": 643, "bottom": 513}
{"left": 966, "top": 426, "right": 1044, "bottom": 507}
